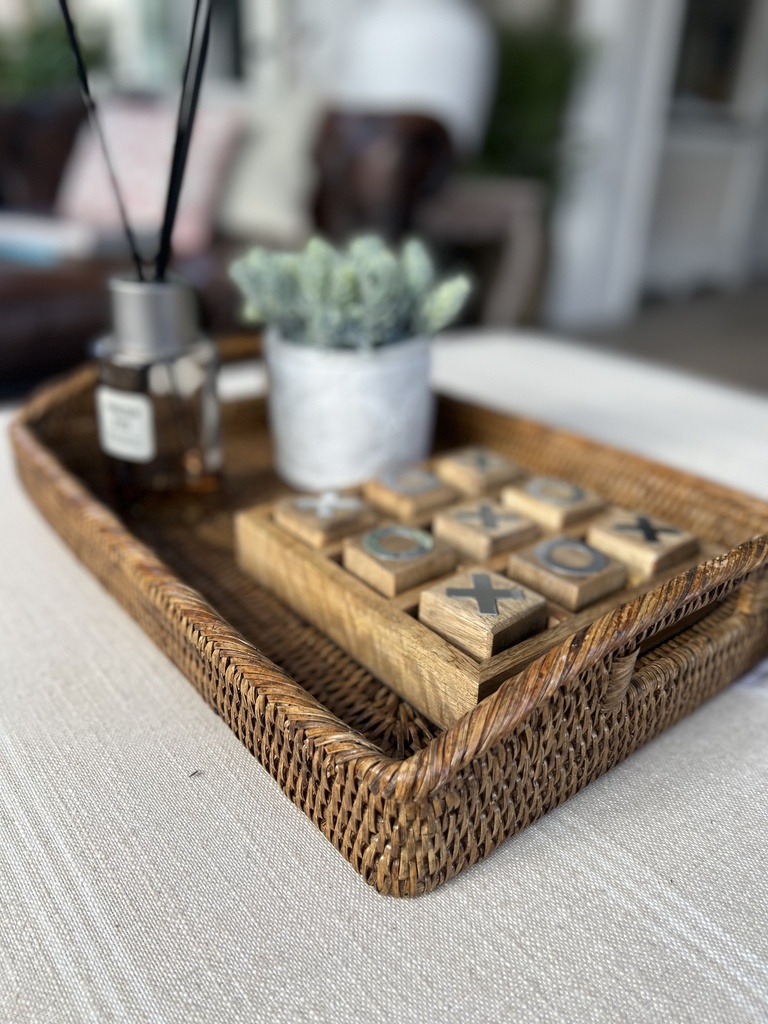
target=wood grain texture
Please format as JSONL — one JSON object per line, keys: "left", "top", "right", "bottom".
{"left": 432, "top": 500, "right": 539, "bottom": 560}
{"left": 419, "top": 569, "right": 548, "bottom": 659}
{"left": 236, "top": 507, "right": 481, "bottom": 725}
{"left": 235, "top": 494, "right": 731, "bottom": 724}
{"left": 364, "top": 468, "right": 457, "bottom": 519}
{"left": 342, "top": 526, "right": 458, "bottom": 597}
{"left": 10, "top": 365, "right": 768, "bottom": 897}
{"left": 273, "top": 492, "right": 377, "bottom": 548}
{"left": 506, "top": 536, "right": 627, "bottom": 611}
{"left": 433, "top": 445, "right": 523, "bottom": 495}
{"left": 587, "top": 509, "right": 699, "bottom": 578}
{"left": 501, "top": 476, "right": 606, "bottom": 528}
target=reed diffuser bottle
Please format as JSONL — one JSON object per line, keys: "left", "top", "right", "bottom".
{"left": 94, "top": 277, "right": 221, "bottom": 503}
{"left": 59, "top": 0, "right": 221, "bottom": 505}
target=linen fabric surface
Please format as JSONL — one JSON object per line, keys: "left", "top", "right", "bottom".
{"left": 2, "top": 333, "right": 767, "bottom": 1024}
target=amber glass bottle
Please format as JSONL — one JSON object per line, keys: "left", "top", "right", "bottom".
{"left": 94, "top": 276, "right": 221, "bottom": 507}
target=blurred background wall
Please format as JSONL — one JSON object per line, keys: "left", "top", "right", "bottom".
{"left": 49, "top": 0, "right": 767, "bottom": 327}
{"left": 2, "top": 0, "right": 768, "bottom": 391}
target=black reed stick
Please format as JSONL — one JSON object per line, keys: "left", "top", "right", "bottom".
{"left": 57, "top": 0, "right": 145, "bottom": 282}
{"left": 155, "top": 0, "right": 213, "bottom": 281}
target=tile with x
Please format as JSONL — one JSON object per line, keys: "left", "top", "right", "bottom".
{"left": 433, "top": 446, "right": 524, "bottom": 495}
{"left": 587, "top": 509, "right": 699, "bottom": 579}
{"left": 419, "top": 568, "right": 548, "bottom": 660}
{"left": 433, "top": 500, "right": 539, "bottom": 560}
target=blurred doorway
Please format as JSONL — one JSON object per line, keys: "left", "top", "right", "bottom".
{"left": 643, "top": 0, "right": 768, "bottom": 295}
{"left": 547, "top": 0, "right": 768, "bottom": 331}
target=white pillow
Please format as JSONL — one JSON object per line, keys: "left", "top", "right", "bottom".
{"left": 215, "top": 88, "right": 323, "bottom": 247}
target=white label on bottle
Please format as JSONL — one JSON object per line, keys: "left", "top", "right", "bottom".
{"left": 95, "top": 386, "right": 156, "bottom": 463}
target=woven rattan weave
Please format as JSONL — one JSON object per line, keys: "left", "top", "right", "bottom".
{"left": 11, "top": 352, "right": 768, "bottom": 896}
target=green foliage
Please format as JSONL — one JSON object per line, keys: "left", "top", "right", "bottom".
{"left": 416, "top": 277, "right": 472, "bottom": 336}
{"left": 229, "top": 235, "right": 471, "bottom": 349}
{"left": 475, "top": 27, "right": 587, "bottom": 195}
{"left": 0, "top": 18, "right": 105, "bottom": 99}
{"left": 402, "top": 237, "right": 435, "bottom": 298}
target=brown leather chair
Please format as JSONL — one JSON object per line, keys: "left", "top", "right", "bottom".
{"left": 311, "top": 109, "right": 545, "bottom": 327}
{"left": 312, "top": 111, "right": 453, "bottom": 244}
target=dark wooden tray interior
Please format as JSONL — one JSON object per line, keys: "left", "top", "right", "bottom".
{"left": 42, "top": 388, "right": 443, "bottom": 757}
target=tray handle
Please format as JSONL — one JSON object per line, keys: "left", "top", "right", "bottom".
{"left": 736, "top": 573, "right": 768, "bottom": 616}
{"left": 373, "top": 544, "right": 768, "bottom": 802}
{"left": 598, "top": 567, "right": 768, "bottom": 711}
{"left": 602, "top": 577, "right": 768, "bottom": 720}
{"left": 602, "top": 557, "right": 768, "bottom": 708}
{"left": 600, "top": 650, "right": 640, "bottom": 710}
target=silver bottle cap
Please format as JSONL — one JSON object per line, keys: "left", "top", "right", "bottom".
{"left": 105, "top": 276, "right": 199, "bottom": 360}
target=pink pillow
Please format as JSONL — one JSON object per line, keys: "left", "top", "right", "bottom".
{"left": 56, "top": 97, "right": 243, "bottom": 257}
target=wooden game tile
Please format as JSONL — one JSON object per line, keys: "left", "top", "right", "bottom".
{"left": 501, "top": 476, "right": 605, "bottom": 529}
{"left": 507, "top": 536, "right": 627, "bottom": 611}
{"left": 273, "top": 491, "right": 378, "bottom": 549}
{"left": 419, "top": 568, "right": 548, "bottom": 660}
{"left": 363, "top": 466, "right": 458, "bottom": 519}
{"left": 432, "top": 500, "right": 540, "bottom": 561}
{"left": 587, "top": 509, "right": 699, "bottom": 579}
{"left": 343, "top": 524, "right": 458, "bottom": 597}
{"left": 433, "top": 446, "right": 524, "bottom": 496}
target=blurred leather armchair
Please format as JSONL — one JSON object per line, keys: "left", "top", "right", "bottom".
{"left": 312, "top": 109, "right": 545, "bottom": 327}
{"left": 313, "top": 111, "right": 453, "bottom": 243}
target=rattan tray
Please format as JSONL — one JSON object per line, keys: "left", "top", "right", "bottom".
{"left": 11, "top": 354, "right": 768, "bottom": 897}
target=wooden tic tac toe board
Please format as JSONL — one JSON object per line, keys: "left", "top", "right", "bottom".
{"left": 235, "top": 447, "right": 717, "bottom": 728}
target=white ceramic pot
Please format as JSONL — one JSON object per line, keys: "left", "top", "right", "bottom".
{"left": 265, "top": 329, "right": 434, "bottom": 491}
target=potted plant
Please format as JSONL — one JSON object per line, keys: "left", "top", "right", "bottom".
{"left": 229, "top": 234, "right": 470, "bottom": 491}
{"left": 0, "top": 17, "right": 106, "bottom": 209}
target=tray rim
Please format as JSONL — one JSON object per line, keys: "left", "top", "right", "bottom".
{"left": 11, "top": 361, "right": 768, "bottom": 806}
